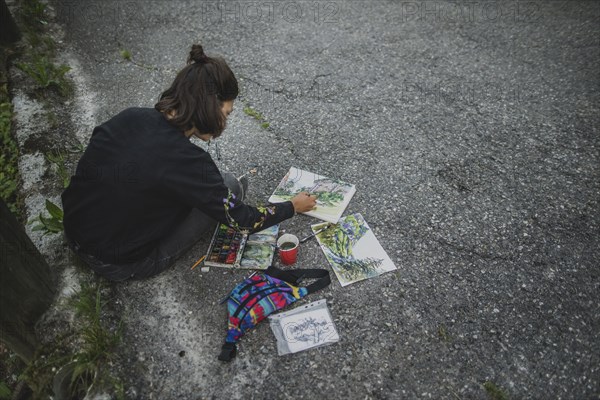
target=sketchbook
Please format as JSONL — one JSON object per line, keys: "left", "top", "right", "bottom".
{"left": 269, "top": 299, "right": 339, "bottom": 355}
{"left": 268, "top": 167, "right": 356, "bottom": 224}
{"left": 240, "top": 224, "right": 279, "bottom": 270}
{"left": 312, "top": 213, "right": 396, "bottom": 287}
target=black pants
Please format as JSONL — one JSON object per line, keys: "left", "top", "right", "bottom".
{"left": 70, "top": 172, "right": 244, "bottom": 281}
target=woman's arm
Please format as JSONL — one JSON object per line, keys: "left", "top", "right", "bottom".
{"left": 162, "top": 151, "right": 316, "bottom": 232}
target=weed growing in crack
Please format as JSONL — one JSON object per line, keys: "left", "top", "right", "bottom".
{"left": 45, "top": 149, "right": 70, "bottom": 188}
{"left": 243, "top": 105, "right": 270, "bottom": 129}
{"left": 438, "top": 324, "right": 451, "bottom": 342}
{"left": 20, "top": 282, "right": 124, "bottom": 399}
{"left": 16, "top": 56, "right": 72, "bottom": 97}
{"left": 0, "top": 102, "right": 20, "bottom": 214}
{"left": 483, "top": 381, "right": 509, "bottom": 400}
{"left": 120, "top": 49, "right": 132, "bottom": 61}
{"left": 45, "top": 109, "right": 59, "bottom": 129}
{"left": 67, "top": 283, "right": 124, "bottom": 398}
{"left": 118, "top": 47, "right": 157, "bottom": 71}
{"left": 19, "top": 0, "right": 48, "bottom": 32}
{"left": 30, "top": 199, "right": 63, "bottom": 234}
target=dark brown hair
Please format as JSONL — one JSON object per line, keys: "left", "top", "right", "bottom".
{"left": 155, "top": 44, "right": 238, "bottom": 137}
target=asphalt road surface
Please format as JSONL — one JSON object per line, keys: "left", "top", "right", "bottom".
{"left": 51, "top": 1, "right": 599, "bottom": 398}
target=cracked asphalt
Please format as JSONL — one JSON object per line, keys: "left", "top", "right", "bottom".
{"left": 48, "top": 0, "right": 599, "bottom": 398}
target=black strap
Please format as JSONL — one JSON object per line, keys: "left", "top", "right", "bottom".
{"left": 264, "top": 266, "right": 330, "bottom": 294}
{"left": 218, "top": 342, "right": 237, "bottom": 362}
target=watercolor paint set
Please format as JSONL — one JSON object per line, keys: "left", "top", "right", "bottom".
{"left": 204, "top": 224, "right": 249, "bottom": 268}
{"left": 204, "top": 224, "right": 280, "bottom": 269}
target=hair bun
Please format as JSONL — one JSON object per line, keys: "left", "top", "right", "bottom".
{"left": 188, "top": 44, "right": 209, "bottom": 64}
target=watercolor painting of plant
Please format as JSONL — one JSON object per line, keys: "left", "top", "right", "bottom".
{"left": 269, "top": 167, "right": 356, "bottom": 223}
{"left": 313, "top": 213, "right": 396, "bottom": 286}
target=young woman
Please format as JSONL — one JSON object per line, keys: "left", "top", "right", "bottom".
{"left": 62, "top": 44, "right": 316, "bottom": 281}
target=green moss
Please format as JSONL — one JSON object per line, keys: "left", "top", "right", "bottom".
{"left": 483, "top": 381, "right": 509, "bottom": 400}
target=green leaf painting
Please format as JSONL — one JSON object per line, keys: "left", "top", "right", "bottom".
{"left": 313, "top": 213, "right": 396, "bottom": 286}
{"left": 269, "top": 167, "right": 356, "bottom": 224}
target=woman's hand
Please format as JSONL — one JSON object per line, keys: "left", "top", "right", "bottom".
{"left": 290, "top": 192, "right": 317, "bottom": 213}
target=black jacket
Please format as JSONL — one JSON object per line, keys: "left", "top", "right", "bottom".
{"left": 62, "top": 108, "right": 293, "bottom": 263}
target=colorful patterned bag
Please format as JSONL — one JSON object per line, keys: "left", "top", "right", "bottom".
{"left": 218, "top": 266, "right": 330, "bottom": 361}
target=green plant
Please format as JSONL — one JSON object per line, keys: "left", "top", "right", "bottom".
{"left": 243, "top": 106, "right": 264, "bottom": 120}
{"left": 20, "top": 0, "right": 48, "bottom": 31}
{"left": 68, "top": 141, "right": 86, "bottom": 153}
{"left": 31, "top": 199, "right": 63, "bottom": 234}
{"left": 18, "top": 0, "right": 58, "bottom": 60}
{"left": 46, "top": 150, "right": 70, "bottom": 188}
{"left": 120, "top": 49, "right": 132, "bottom": 61}
{"left": 483, "top": 381, "right": 509, "bottom": 400}
{"left": 19, "top": 331, "right": 73, "bottom": 397}
{"left": 46, "top": 110, "right": 59, "bottom": 129}
{"left": 438, "top": 324, "right": 451, "bottom": 342}
{"left": 21, "top": 283, "right": 123, "bottom": 398}
{"left": 118, "top": 47, "right": 157, "bottom": 71}
{"left": 24, "top": 31, "right": 56, "bottom": 55}
{"left": 243, "top": 106, "right": 270, "bottom": 129}
{"left": 0, "top": 381, "right": 11, "bottom": 400}
{"left": 16, "top": 56, "right": 72, "bottom": 96}
{"left": 0, "top": 102, "right": 19, "bottom": 214}
{"left": 69, "top": 283, "right": 122, "bottom": 397}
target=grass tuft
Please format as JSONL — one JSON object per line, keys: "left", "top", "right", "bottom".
{"left": 120, "top": 49, "right": 132, "bottom": 61}
{"left": 16, "top": 56, "right": 72, "bottom": 97}
{"left": 243, "top": 106, "right": 264, "bottom": 120}
{"left": 20, "top": 0, "right": 48, "bottom": 31}
{"left": 483, "top": 381, "right": 509, "bottom": 400}
{"left": 243, "top": 106, "right": 270, "bottom": 129}
{"left": 20, "top": 282, "right": 123, "bottom": 398}
{"left": 46, "top": 149, "right": 70, "bottom": 188}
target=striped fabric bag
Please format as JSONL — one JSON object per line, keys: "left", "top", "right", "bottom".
{"left": 218, "top": 266, "right": 330, "bottom": 361}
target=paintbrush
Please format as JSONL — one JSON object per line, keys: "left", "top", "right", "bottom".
{"left": 299, "top": 223, "right": 332, "bottom": 243}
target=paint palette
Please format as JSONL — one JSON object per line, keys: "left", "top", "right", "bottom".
{"left": 204, "top": 224, "right": 280, "bottom": 269}
{"left": 204, "top": 224, "right": 249, "bottom": 268}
